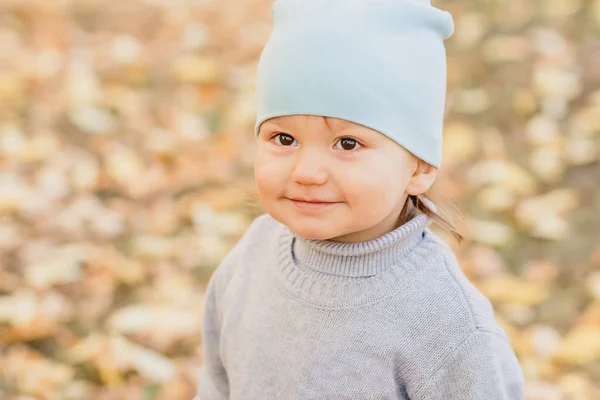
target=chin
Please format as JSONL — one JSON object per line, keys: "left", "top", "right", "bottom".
{"left": 288, "top": 222, "right": 336, "bottom": 241}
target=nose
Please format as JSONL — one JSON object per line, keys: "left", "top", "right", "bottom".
{"left": 291, "top": 147, "right": 328, "bottom": 186}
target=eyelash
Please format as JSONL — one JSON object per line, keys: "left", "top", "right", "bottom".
{"left": 270, "top": 133, "right": 364, "bottom": 151}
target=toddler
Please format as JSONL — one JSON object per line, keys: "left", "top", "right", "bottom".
{"left": 194, "top": 0, "right": 526, "bottom": 398}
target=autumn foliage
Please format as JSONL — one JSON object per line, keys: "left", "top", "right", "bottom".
{"left": 0, "top": 0, "right": 599, "bottom": 399}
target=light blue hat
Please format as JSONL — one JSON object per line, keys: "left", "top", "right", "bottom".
{"left": 254, "top": 0, "right": 454, "bottom": 169}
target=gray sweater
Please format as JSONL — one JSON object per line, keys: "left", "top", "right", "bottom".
{"left": 194, "top": 213, "right": 525, "bottom": 399}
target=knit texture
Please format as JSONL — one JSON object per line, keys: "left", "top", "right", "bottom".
{"left": 194, "top": 213, "right": 525, "bottom": 399}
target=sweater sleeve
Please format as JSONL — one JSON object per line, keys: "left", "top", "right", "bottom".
{"left": 193, "top": 213, "right": 270, "bottom": 400}
{"left": 410, "top": 329, "right": 525, "bottom": 400}
{"left": 194, "top": 273, "right": 229, "bottom": 400}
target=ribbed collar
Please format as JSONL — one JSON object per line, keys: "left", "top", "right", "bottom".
{"left": 272, "top": 213, "right": 437, "bottom": 308}
{"left": 293, "top": 214, "right": 431, "bottom": 277}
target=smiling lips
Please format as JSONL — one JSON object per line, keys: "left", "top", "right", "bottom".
{"left": 288, "top": 197, "right": 340, "bottom": 211}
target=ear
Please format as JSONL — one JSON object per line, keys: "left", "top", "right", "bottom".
{"left": 405, "top": 159, "right": 438, "bottom": 196}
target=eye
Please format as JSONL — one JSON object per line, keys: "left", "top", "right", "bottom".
{"left": 272, "top": 133, "right": 297, "bottom": 147}
{"left": 335, "top": 137, "right": 362, "bottom": 151}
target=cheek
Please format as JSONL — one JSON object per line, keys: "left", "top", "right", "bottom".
{"left": 340, "top": 160, "right": 406, "bottom": 210}
{"left": 254, "top": 152, "right": 285, "bottom": 195}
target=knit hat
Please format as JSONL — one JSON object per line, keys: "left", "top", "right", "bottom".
{"left": 254, "top": 0, "right": 454, "bottom": 169}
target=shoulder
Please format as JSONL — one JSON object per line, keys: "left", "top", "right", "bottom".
{"left": 237, "top": 213, "right": 283, "bottom": 259}
{"left": 244, "top": 212, "right": 282, "bottom": 244}
{"left": 394, "top": 230, "right": 514, "bottom": 383}
{"left": 409, "top": 230, "right": 509, "bottom": 339}
{"left": 209, "top": 213, "right": 283, "bottom": 289}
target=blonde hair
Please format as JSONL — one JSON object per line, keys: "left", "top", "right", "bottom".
{"left": 398, "top": 191, "right": 464, "bottom": 243}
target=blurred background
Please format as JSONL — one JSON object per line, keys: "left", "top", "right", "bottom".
{"left": 0, "top": 0, "right": 599, "bottom": 399}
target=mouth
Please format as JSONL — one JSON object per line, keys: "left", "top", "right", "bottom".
{"left": 287, "top": 198, "right": 340, "bottom": 211}
{"left": 287, "top": 195, "right": 340, "bottom": 203}
{"left": 290, "top": 198, "right": 332, "bottom": 204}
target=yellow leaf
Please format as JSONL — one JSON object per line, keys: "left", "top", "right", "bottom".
{"left": 443, "top": 122, "right": 478, "bottom": 165}
{"left": 477, "top": 275, "right": 549, "bottom": 305}
{"left": 554, "top": 326, "right": 600, "bottom": 365}
{"left": 174, "top": 55, "right": 222, "bottom": 84}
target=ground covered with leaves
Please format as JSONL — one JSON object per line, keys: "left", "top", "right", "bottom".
{"left": 0, "top": 0, "right": 599, "bottom": 399}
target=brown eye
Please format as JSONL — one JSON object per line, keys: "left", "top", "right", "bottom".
{"left": 335, "top": 137, "right": 362, "bottom": 151}
{"left": 274, "top": 133, "right": 297, "bottom": 146}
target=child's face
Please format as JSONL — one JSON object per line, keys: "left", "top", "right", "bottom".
{"left": 254, "top": 115, "right": 435, "bottom": 243}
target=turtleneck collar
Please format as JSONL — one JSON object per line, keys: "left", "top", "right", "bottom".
{"left": 271, "top": 213, "right": 438, "bottom": 308}
{"left": 292, "top": 214, "right": 432, "bottom": 278}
